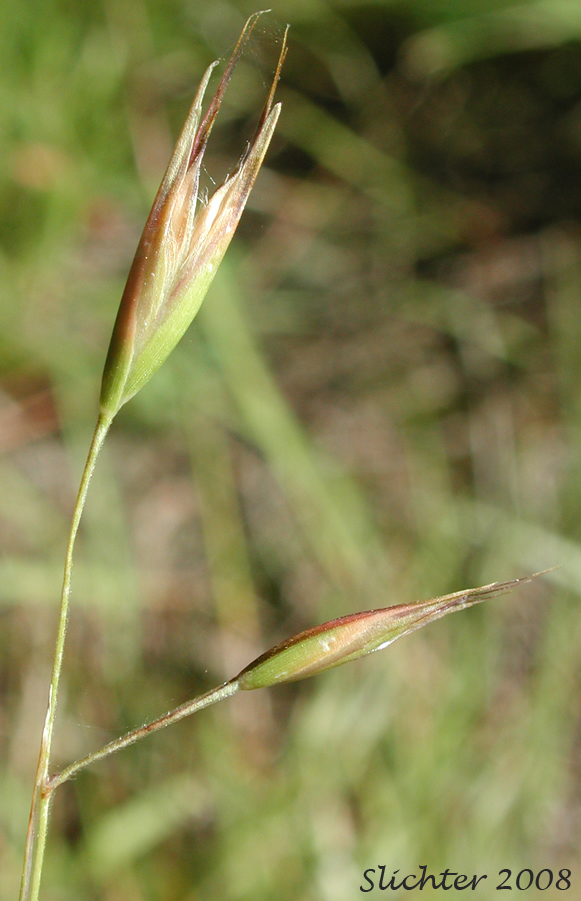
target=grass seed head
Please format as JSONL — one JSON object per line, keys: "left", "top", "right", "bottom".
{"left": 100, "top": 13, "right": 287, "bottom": 420}
{"left": 235, "top": 576, "right": 536, "bottom": 689}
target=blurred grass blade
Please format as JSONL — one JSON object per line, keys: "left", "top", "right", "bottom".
{"left": 403, "top": 0, "right": 581, "bottom": 78}
{"left": 85, "top": 774, "right": 211, "bottom": 878}
{"left": 199, "top": 260, "right": 393, "bottom": 606}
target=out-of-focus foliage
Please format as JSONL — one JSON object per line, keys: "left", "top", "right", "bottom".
{"left": 1, "top": 0, "right": 580, "bottom": 898}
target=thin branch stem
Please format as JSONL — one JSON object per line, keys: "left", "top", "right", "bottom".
{"left": 19, "top": 413, "right": 111, "bottom": 901}
{"left": 46, "top": 679, "right": 240, "bottom": 793}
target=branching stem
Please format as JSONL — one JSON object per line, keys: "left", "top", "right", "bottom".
{"left": 47, "top": 680, "right": 240, "bottom": 793}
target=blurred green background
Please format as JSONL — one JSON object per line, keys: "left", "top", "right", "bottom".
{"left": 1, "top": 0, "right": 581, "bottom": 897}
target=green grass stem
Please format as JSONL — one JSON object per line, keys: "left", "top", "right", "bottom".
{"left": 46, "top": 680, "right": 239, "bottom": 794}
{"left": 19, "top": 414, "right": 111, "bottom": 901}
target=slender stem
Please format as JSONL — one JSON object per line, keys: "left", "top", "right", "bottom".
{"left": 47, "top": 679, "right": 240, "bottom": 793}
{"left": 19, "top": 413, "right": 111, "bottom": 901}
